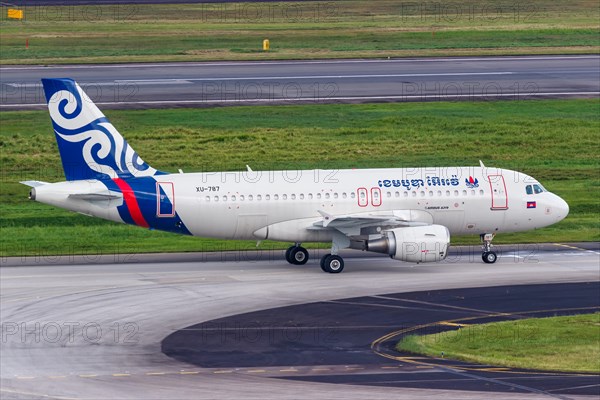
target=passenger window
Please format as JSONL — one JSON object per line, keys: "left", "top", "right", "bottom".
{"left": 282, "top": 194, "right": 287, "bottom": 200}
{"left": 325, "top": 193, "right": 330, "bottom": 199}
{"left": 308, "top": 193, "right": 313, "bottom": 200}
{"left": 214, "top": 196, "right": 219, "bottom": 202}
{"left": 526, "top": 185, "right": 533, "bottom": 195}
{"left": 403, "top": 191, "right": 408, "bottom": 197}
{"left": 274, "top": 194, "right": 279, "bottom": 200}
{"left": 223, "top": 195, "right": 228, "bottom": 201}
{"left": 265, "top": 194, "right": 270, "bottom": 200}
{"left": 248, "top": 195, "right": 253, "bottom": 201}
{"left": 257, "top": 195, "right": 262, "bottom": 201}
{"left": 205, "top": 196, "right": 210, "bottom": 202}
{"left": 317, "top": 193, "right": 322, "bottom": 199}
{"left": 231, "top": 195, "right": 236, "bottom": 201}
{"left": 446, "top": 190, "right": 450, "bottom": 196}
{"left": 334, "top": 193, "right": 339, "bottom": 199}
{"left": 299, "top": 194, "right": 304, "bottom": 200}
{"left": 291, "top": 194, "right": 296, "bottom": 200}
{"left": 386, "top": 192, "right": 391, "bottom": 198}
{"left": 350, "top": 192, "right": 356, "bottom": 199}
{"left": 342, "top": 193, "right": 347, "bottom": 199}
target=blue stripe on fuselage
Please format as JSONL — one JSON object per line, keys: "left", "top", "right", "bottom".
{"left": 102, "top": 177, "right": 192, "bottom": 235}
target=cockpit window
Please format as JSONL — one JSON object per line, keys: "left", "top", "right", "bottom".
{"left": 527, "top": 184, "right": 547, "bottom": 195}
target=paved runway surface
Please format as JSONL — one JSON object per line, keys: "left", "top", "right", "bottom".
{"left": 1, "top": 243, "right": 598, "bottom": 399}
{"left": 2, "top": 55, "right": 599, "bottom": 110}
{"left": 164, "top": 282, "right": 599, "bottom": 397}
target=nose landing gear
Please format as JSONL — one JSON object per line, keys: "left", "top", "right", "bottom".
{"left": 481, "top": 233, "right": 497, "bottom": 264}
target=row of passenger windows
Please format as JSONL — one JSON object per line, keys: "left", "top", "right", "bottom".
{"left": 204, "top": 189, "right": 486, "bottom": 202}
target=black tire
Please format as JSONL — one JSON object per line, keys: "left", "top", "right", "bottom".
{"left": 321, "top": 254, "right": 344, "bottom": 273}
{"left": 320, "top": 254, "right": 329, "bottom": 272}
{"left": 290, "top": 246, "right": 309, "bottom": 265}
{"left": 285, "top": 246, "right": 294, "bottom": 264}
{"left": 482, "top": 251, "right": 497, "bottom": 264}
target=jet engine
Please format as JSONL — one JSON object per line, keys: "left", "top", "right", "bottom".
{"left": 365, "top": 225, "right": 450, "bottom": 263}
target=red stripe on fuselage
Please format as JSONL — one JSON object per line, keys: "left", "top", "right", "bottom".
{"left": 113, "top": 178, "right": 149, "bottom": 228}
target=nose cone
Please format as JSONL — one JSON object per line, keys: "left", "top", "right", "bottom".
{"left": 553, "top": 195, "right": 570, "bottom": 222}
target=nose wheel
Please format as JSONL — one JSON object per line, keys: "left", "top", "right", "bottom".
{"left": 285, "top": 244, "right": 309, "bottom": 265}
{"left": 482, "top": 251, "right": 497, "bottom": 263}
{"left": 481, "top": 233, "right": 497, "bottom": 264}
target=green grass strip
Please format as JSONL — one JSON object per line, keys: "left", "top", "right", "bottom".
{"left": 1, "top": 0, "right": 599, "bottom": 64}
{"left": 397, "top": 313, "right": 600, "bottom": 373}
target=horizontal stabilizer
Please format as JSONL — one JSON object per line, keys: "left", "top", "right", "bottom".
{"left": 68, "top": 191, "right": 123, "bottom": 208}
{"left": 20, "top": 180, "right": 49, "bottom": 188}
{"left": 69, "top": 192, "right": 122, "bottom": 201}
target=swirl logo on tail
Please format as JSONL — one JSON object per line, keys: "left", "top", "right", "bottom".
{"left": 42, "top": 78, "right": 165, "bottom": 181}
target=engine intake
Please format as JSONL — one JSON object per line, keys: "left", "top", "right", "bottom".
{"left": 366, "top": 225, "right": 450, "bottom": 263}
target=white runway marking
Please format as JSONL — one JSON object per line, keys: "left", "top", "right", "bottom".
{"left": 0, "top": 55, "right": 597, "bottom": 70}
{"left": 115, "top": 71, "right": 515, "bottom": 82}
{"left": 5, "top": 71, "right": 515, "bottom": 88}
{"left": 2, "top": 91, "right": 599, "bottom": 108}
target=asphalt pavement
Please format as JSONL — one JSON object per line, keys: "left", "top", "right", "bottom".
{"left": 164, "top": 282, "right": 600, "bottom": 397}
{"left": 1, "top": 244, "right": 599, "bottom": 399}
{"left": 2, "top": 55, "right": 599, "bottom": 109}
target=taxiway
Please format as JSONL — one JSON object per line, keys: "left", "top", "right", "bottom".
{"left": 1, "top": 243, "right": 598, "bottom": 399}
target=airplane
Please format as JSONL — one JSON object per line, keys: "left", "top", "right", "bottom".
{"left": 21, "top": 78, "right": 569, "bottom": 273}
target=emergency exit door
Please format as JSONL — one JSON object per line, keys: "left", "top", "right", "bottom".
{"left": 488, "top": 175, "right": 508, "bottom": 210}
{"left": 157, "top": 182, "right": 175, "bottom": 217}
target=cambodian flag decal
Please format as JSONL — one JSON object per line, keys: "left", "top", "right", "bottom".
{"left": 527, "top": 201, "right": 537, "bottom": 209}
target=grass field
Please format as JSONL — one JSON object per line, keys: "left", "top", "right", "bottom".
{"left": 0, "top": 0, "right": 598, "bottom": 64}
{"left": 0, "top": 99, "right": 598, "bottom": 257}
{"left": 397, "top": 313, "right": 600, "bottom": 373}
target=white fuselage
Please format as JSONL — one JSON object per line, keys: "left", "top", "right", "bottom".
{"left": 33, "top": 166, "right": 569, "bottom": 243}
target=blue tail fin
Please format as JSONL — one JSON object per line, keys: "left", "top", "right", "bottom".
{"left": 42, "top": 78, "right": 165, "bottom": 181}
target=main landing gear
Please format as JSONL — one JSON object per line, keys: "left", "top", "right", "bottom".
{"left": 285, "top": 244, "right": 346, "bottom": 273}
{"left": 320, "top": 254, "right": 344, "bottom": 273}
{"left": 285, "top": 244, "right": 309, "bottom": 265}
{"left": 481, "top": 233, "right": 498, "bottom": 264}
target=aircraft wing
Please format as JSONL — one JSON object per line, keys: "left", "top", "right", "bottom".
{"left": 312, "top": 209, "right": 433, "bottom": 236}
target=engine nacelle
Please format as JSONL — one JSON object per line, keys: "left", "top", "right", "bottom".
{"left": 366, "top": 225, "right": 450, "bottom": 263}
